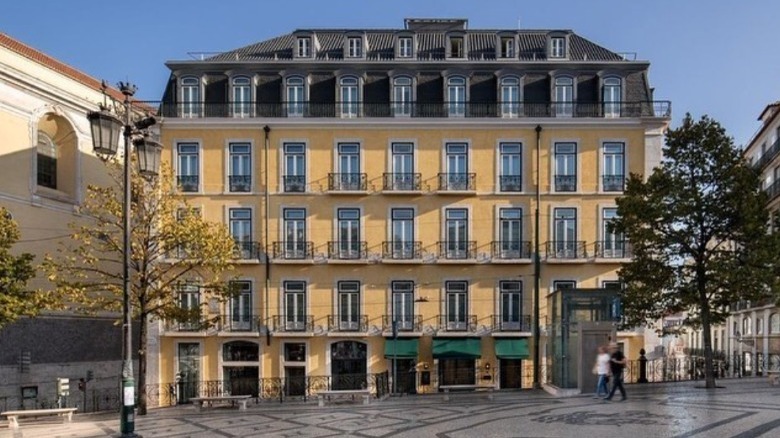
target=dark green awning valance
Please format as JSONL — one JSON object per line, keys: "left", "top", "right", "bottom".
{"left": 432, "top": 338, "right": 481, "bottom": 358}
{"left": 495, "top": 338, "right": 530, "bottom": 359}
{"left": 384, "top": 338, "right": 419, "bottom": 358}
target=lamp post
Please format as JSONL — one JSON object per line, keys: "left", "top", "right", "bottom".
{"left": 533, "top": 124, "right": 542, "bottom": 389}
{"left": 87, "top": 82, "right": 161, "bottom": 438}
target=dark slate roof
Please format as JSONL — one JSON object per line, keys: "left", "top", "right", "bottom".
{"left": 206, "top": 29, "right": 624, "bottom": 62}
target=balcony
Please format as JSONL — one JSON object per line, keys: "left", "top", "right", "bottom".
{"left": 492, "top": 314, "right": 532, "bottom": 332}
{"left": 233, "top": 241, "right": 261, "bottom": 260}
{"left": 754, "top": 137, "right": 780, "bottom": 170}
{"left": 382, "top": 173, "right": 422, "bottom": 191}
{"left": 438, "top": 173, "right": 476, "bottom": 191}
{"left": 228, "top": 175, "right": 251, "bottom": 192}
{"left": 545, "top": 241, "right": 587, "bottom": 259}
{"left": 272, "top": 241, "right": 314, "bottom": 260}
{"left": 554, "top": 175, "right": 576, "bottom": 192}
{"left": 328, "top": 173, "right": 367, "bottom": 191}
{"left": 594, "top": 241, "right": 631, "bottom": 259}
{"left": 491, "top": 241, "right": 532, "bottom": 260}
{"left": 499, "top": 175, "right": 522, "bottom": 192}
{"left": 272, "top": 315, "right": 314, "bottom": 332}
{"left": 282, "top": 175, "right": 306, "bottom": 193}
{"left": 602, "top": 175, "right": 625, "bottom": 192}
{"left": 765, "top": 179, "right": 780, "bottom": 203}
{"left": 164, "top": 316, "right": 209, "bottom": 332}
{"left": 382, "top": 241, "right": 422, "bottom": 260}
{"left": 438, "top": 315, "right": 477, "bottom": 332}
{"left": 327, "top": 241, "right": 368, "bottom": 260}
{"left": 438, "top": 241, "right": 477, "bottom": 260}
{"left": 382, "top": 315, "right": 423, "bottom": 332}
{"left": 177, "top": 175, "right": 199, "bottom": 192}
{"left": 327, "top": 315, "right": 368, "bottom": 332}
{"left": 218, "top": 314, "right": 259, "bottom": 332}
{"left": 153, "top": 101, "right": 672, "bottom": 119}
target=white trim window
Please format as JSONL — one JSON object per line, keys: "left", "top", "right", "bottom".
{"left": 229, "top": 208, "right": 252, "bottom": 259}
{"left": 391, "top": 281, "right": 415, "bottom": 330}
{"left": 603, "top": 77, "right": 622, "bottom": 117}
{"left": 286, "top": 76, "right": 306, "bottom": 117}
{"left": 390, "top": 208, "right": 415, "bottom": 259}
{"left": 338, "top": 281, "right": 361, "bottom": 330}
{"left": 553, "top": 208, "right": 577, "bottom": 258}
{"left": 36, "top": 132, "right": 57, "bottom": 189}
{"left": 499, "top": 142, "right": 522, "bottom": 192}
{"left": 347, "top": 37, "right": 363, "bottom": 58}
{"left": 602, "top": 142, "right": 625, "bottom": 192}
{"left": 499, "top": 281, "right": 523, "bottom": 330}
{"left": 447, "top": 76, "right": 467, "bottom": 117}
{"left": 500, "top": 37, "right": 515, "bottom": 58}
{"left": 551, "top": 37, "right": 566, "bottom": 58}
{"left": 283, "top": 208, "right": 307, "bottom": 259}
{"left": 283, "top": 143, "right": 305, "bottom": 192}
{"left": 337, "top": 143, "right": 361, "bottom": 190}
{"left": 180, "top": 76, "right": 200, "bottom": 118}
{"left": 601, "top": 208, "right": 626, "bottom": 258}
{"left": 554, "top": 142, "right": 577, "bottom": 192}
{"left": 177, "top": 143, "right": 199, "bottom": 192}
{"left": 336, "top": 208, "right": 361, "bottom": 259}
{"left": 390, "top": 142, "right": 415, "bottom": 190}
{"left": 449, "top": 36, "right": 465, "bottom": 58}
{"left": 445, "top": 281, "right": 468, "bottom": 330}
{"left": 445, "top": 143, "right": 469, "bottom": 190}
{"left": 228, "top": 281, "right": 253, "bottom": 331}
{"left": 554, "top": 76, "right": 574, "bottom": 117}
{"left": 228, "top": 143, "right": 251, "bottom": 192}
{"left": 392, "top": 76, "right": 413, "bottom": 116}
{"left": 500, "top": 76, "right": 520, "bottom": 117}
{"left": 297, "top": 37, "right": 311, "bottom": 58}
{"left": 340, "top": 76, "right": 360, "bottom": 118}
{"left": 398, "top": 37, "right": 413, "bottom": 58}
{"left": 232, "top": 76, "right": 252, "bottom": 117}
{"left": 445, "top": 208, "right": 469, "bottom": 259}
{"left": 284, "top": 281, "right": 307, "bottom": 331}
{"left": 178, "top": 283, "right": 201, "bottom": 330}
{"left": 498, "top": 208, "right": 523, "bottom": 258}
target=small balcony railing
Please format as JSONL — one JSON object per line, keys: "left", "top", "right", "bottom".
{"left": 438, "top": 314, "right": 477, "bottom": 332}
{"left": 327, "top": 315, "right": 368, "bottom": 332}
{"left": 283, "top": 175, "right": 306, "bottom": 193}
{"left": 545, "top": 241, "right": 587, "bottom": 259}
{"left": 491, "top": 241, "right": 532, "bottom": 259}
{"left": 438, "top": 173, "right": 476, "bottom": 191}
{"left": 233, "top": 241, "right": 261, "bottom": 260}
{"left": 554, "top": 175, "right": 576, "bottom": 192}
{"left": 438, "top": 241, "right": 477, "bottom": 259}
{"left": 382, "top": 241, "right": 422, "bottom": 260}
{"left": 492, "top": 314, "right": 532, "bottom": 332}
{"left": 219, "top": 314, "right": 258, "bottom": 332}
{"left": 228, "top": 175, "right": 251, "bottom": 192}
{"left": 164, "top": 316, "right": 209, "bottom": 332}
{"left": 382, "top": 173, "right": 422, "bottom": 191}
{"left": 177, "top": 175, "right": 199, "bottom": 192}
{"left": 595, "top": 241, "right": 632, "bottom": 258}
{"left": 754, "top": 137, "right": 780, "bottom": 170}
{"left": 327, "top": 241, "right": 368, "bottom": 260}
{"left": 272, "top": 315, "right": 314, "bottom": 332}
{"left": 499, "top": 175, "right": 522, "bottom": 192}
{"left": 602, "top": 174, "right": 625, "bottom": 192}
{"left": 328, "top": 173, "right": 367, "bottom": 191}
{"left": 382, "top": 315, "right": 423, "bottom": 332}
{"left": 765, "top": 178, "right": 780, "bottom": 203}
{"left": 272, "top": 241, "right": 314, "bottom": 260}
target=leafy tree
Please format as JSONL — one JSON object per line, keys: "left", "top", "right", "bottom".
{"left": 0, "top": 207, "right": 38, "bottom": 328}
{"left": 612, "top": 114, "right": 780, "bottom": 389}
{"left": 43, "top": 163, "right": 236, "bottom": 414}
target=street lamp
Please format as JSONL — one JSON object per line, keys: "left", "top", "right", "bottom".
{"left": 87, "top": 82, "right": 161, "bottom": 438}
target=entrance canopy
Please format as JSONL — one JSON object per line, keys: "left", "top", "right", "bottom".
{"left": 384, "top": 338, "right": 419, "bottom": 358}
{"left": 495, "top": 338, "right": 530, "bottom": 359}
{"left": 432, "top": 338, "right": 481, "bottom": 358}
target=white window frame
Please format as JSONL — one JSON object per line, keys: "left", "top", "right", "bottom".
{"left": 398, "top": 37, "right": 413, "bottom": 58}
{"left": 297, "top": 37, "right": 312, "bottom": 58}
{"left": 339, "top": 76, "right": 361, "bottom": 118}
{"left": 392, "top": 76, "right": 414, "bottom": 117}
{"left": 180, "top": 76, "right": 201, "bottom": 118}
{"left": 446, "top": 76, "right": 467, "bottom": 117}
{"left": 285, "top": 76, "right": 307, "bottom": 117}
{"left": 175, "top": 141, "right": 201, "bottom": 193}
{"left": 499, "top": 76, "right": 521, "bottom": 118}
{"left": 231, "top": 76, "right": 252, "bottom": 118}
{"left": 550, "top": 37, "right": 566, "bottom": 58}
{"left": 226, "top": 141, "right": 252, "bottom": 193}
{"left": 554, "top": 76, "right": 574, "bottom": 117}
{"left": 347, "top": 37, "right": 363, "bottom": 58}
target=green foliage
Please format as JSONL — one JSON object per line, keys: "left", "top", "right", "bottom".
{"left": 0, "top": 207, "right": 37, "bottom": 328}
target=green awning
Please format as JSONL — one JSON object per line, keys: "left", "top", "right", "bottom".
{"left": 432, "top": 338, "right": 482, "bottom": 358}
{"left": 495, "top": 338, "right": 530, "bottom": 359}
{"left": 384, "top": 338, "right": 419, "bottom": 358}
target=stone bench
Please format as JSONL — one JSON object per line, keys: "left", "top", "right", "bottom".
{"left": 1, "top": 407, "right": 77, "bottom": 430}
{"left": 190, "top": 395, "right": 252, "bottom": 411}
{"left": 440, "top": 384, "right": 496, "bottom": 401}
{"left": 317, "top": 389, "right": 371, "bottom": 407}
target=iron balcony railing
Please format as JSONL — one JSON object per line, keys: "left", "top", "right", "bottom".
{"left": 382, "top": 241, "right": 423, "bottom": 260}
{"left": 218, "top": 314, "right": 259, "bottom": 332}
{"left": 177, "top": 175, "right": 199, "bottom": 192}
{"left": 594, "top": 241, "right": 632, "bottom": 258}
{"left": 327, "top": 241, "right": 368, "bottom": 260}
{"left": 271, "top": 315, "right": 314, "bottom": 332}
{"left": 327, "top": 173, "right": 367, "bottom": 191}
{"left": 438, "top": 314, "right": 478, "bottom": 332}
{"left": 545, "top": 240, "right": 587, "bottom": 259}
{"left": 554, "top": 175, "right": 576, "bottom": 192}
{"left": 233, "top": 240, "right": 261, "bottom": 260}
{"left": 438, "top": 172, "right": 476, "bottom": 191}
{"left": 382, "top": 315, "right": 423, "bottom": 332}
{"left": 491, "top": 240, "right": 532, "bottom": 259}
{"left": 382, "top": 172, "right": 422, "bottom": 191}
{"left": 754, "top": 137, "right": 780, "bottom": 170}
{"left": 272, "top": 241, "right": 314, "bottom": 260}
{"left": 327, "top": 315, "right": 368, "bottom": 332}
{"left": 152, "top": 101, "right": 671, "bottom": 119}
{"left": 499, "top": 175, "right": 522, "bottom": 192}
{"left": 163, "top": 316, "right": 210, "bottom": 332}
{"left": 282, "top": 175, "right": 306, "bottom": 193}
{"left": 765, "top": 178, "right": 780, "bottom": 203}
{"left": 602, "top": 174, "right": 625, "bottom": 192}
{"left": 492, "top": 314, "right": 532, "bottom": 332}
{"left": 228, "top": 175, "right": 251, "bottom": 192}
{"left": 438, "top": 240, "right": 477, "bottom": 259}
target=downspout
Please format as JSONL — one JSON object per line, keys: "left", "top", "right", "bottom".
{"left": 533, "top": 124, "right": 542, "bottom": 389}
{"left": 263, "top": 125, "right": 271, "bottom": 346}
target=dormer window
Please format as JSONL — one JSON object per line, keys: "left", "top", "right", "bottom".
{"left": 398, "top": 37, "right": 413, "bottom": 58}
{"left": 297, "top": 37, "right": 311, "bottom": 58}
{"left": 500, "top": 37, "right": 515, "bottom": 58}
{"left": 551, "top": 37, "right": 566, "bottom": 58}
{"left": 348, "top": 37, "right": 363, "bottom": 58}
{"left": 449, "top": 36, "right": 464, "bottom": 58}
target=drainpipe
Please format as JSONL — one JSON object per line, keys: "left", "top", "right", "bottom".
{"left": 533, "top": 124, "right": 542, "bottom": 389}
{"left": 263, "top": 125, "right": 271, "bottom": 346}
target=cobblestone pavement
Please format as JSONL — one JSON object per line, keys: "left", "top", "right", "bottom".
{"left": 3, "top": 378, "right": 780, "bottom": 438}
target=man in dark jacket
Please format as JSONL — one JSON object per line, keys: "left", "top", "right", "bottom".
{"left": 604, "top": 342, "right": 627, "bottom": 401}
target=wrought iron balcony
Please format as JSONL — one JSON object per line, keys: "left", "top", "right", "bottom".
{"left": 283, "top": 175, "right": 306, "bottom": 193}
{"left": 272, "top": 315, "right": 314, "bottom": 332}
{"left": 754, "top": 137, "right": 780, "bottom": 170}
{"left": 177, "top": 175, "right": 199, "bottom": 192}
{"left": 233, "top": 240, "right": 261, "bottom": 260}
{"left": 492, "top": 314, "right": 532, "bottom": 332}
{"left": 602, "top": 175, "right": 625, "bottom": 192}
{"left": 765, "top": 179, "right": 780, "bottom": 203}
{"left": 438, "top": 314, "right": 477, "bottom": 332}
{"left": 327, "top": 241, "right": 368, "bottom": 260}
{"left": 228, "top": 175, "right": 251, "bottom": 192}
{"left": 594, "top": 241, "right": 632, "bottom": 258}
{"left": 328, "top": 173, "right": 367, "bottom": 191}
{"left": 491, "top": 241, "right": 532, "bottom": 259}
{"left": 382, "top": 241, "right": 423, "bottom": 260}
{"left": 382, "top": 173, "right": 422, "bottom": 191}
{"left": 438, "top": 173, "right": 476, "bottom": 191}
{"left": 554, "top": 175, "right": 576, "bottom": 192}
{"left": 499, "top": 175, "right": 522, "bottom": 192}
{"left": 272, "top": 241, "right": 314, "bottom": 260}
{"left": 327, "top": 315, "right": 368, "bottom": 332}
{"left": 438, "top": 241, "right": 477, "bottom": 259}
{"left": 382, "top": 315, "right": 423, "bottom": 332}
{"left": 164, "top": 316, "right": 209, "bottom": 332}
{"left": 218, "top": 314, "right": 259, "bottom": 332}
{"left": 545, "top": 241, "right": 587, "bottom": 259}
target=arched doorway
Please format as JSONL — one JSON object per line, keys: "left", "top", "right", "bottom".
{"left": 330, "top": 341, "right": 367, "bottom": 390}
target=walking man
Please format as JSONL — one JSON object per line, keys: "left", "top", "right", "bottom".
{"left": 604, "top": 342, "right": 626, "bottom": 401}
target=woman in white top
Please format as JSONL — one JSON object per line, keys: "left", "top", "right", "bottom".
{"left": 595, "top": 345, "right": 610, "bottom": 397}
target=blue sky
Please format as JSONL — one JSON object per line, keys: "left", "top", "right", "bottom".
{"left": 1, "top": 0, "right": 778, "bottom": 146}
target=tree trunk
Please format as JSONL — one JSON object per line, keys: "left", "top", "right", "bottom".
{"left": 700, "top": 295, "right": 717, "bottom": 388}
{"left": 137, "top": 312, "right": 148, "bottom": 415}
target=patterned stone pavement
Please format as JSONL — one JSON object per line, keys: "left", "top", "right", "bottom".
{"left": 3, "top": 378, "right": 780, "bottom": 438}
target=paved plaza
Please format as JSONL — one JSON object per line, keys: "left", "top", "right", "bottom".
{"left": 2, "top": 378, "right": 779, "bottom": 438}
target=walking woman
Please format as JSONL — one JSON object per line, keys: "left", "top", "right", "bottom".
{"left": 594, "top": 345, "right": 610, "bottom": 398}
